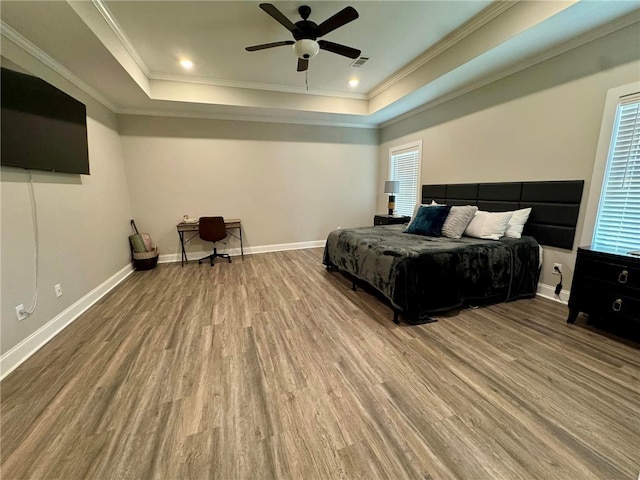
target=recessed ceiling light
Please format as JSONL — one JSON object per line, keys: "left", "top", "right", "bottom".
{"left": 348, "top": 78, "right": 359, "bottom": 87}
{"left": 180, "top": 59, "right": 194, "bottom": 70}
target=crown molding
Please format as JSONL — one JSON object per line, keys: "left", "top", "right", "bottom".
{"left": 148, "top": 71, "right": 368, "bottom": 100}
{"left": 0, "top": 21, "right": 118, "bottom": 112}
{"left": 380, "top": 14, "right": 640, "bottom": 130}
{"left": 117, "top": 107, "right": 377, "bottom": 129}
{"left": 91, "top": 0, "right": 150, "bottom": 76}
{"left": 367, "top": 1, "right": 518, "bottom": 99}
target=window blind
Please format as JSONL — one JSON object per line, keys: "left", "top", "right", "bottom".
{"left": 390, "top": 146, "right": 420, "bottom": 216}
{"left": 592, "top": 93, "right": 640, "bottom": 254}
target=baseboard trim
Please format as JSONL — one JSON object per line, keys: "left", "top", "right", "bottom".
{"left": 0, "top": 263, "right": 134, "bottom": 380}
{"left": 158, "top": 239, "right": 326, "bottom": 264}
{"left": 536, "top": 282, "right": 570, "bottom": 304}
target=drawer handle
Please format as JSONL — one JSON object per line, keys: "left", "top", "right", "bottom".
{"left": 618, "top": 270, "right": 628, "bottom": 284}
{"left": 612, "top": 299, "right": 622, "bottom": 312}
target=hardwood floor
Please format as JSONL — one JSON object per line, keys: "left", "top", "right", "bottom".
{"left": 2, "top": 248, "right": 639, "bottom": 479}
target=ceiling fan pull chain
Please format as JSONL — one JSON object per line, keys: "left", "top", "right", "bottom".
{"left": 305, "top": 70, "right": 309, "bottom": 91}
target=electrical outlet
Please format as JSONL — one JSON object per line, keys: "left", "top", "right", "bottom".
{"left": 553, "top": 263, "right": 562, "bottom": 275}
{"left": 54, "top": 284, "right": 62, "bottom": 298}
{"left": 15, "top": 304, "right": 27, "bottom": 321}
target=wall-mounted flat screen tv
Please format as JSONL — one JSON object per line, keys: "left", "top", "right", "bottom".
{"left": 1, "top": 67, "right": 90, "bottom": 174}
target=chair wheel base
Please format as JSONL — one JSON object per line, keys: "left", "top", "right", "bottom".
{"left": 198, "top": 252, "right": 231, "bottom": 266}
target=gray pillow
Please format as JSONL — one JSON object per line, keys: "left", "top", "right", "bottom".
{"left": 441, "top": 205, "right": 478, "bottom": 239}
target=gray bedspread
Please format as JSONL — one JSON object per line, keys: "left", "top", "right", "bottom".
{"left": 323, "top": 225, "right": 540, "bottom": 323}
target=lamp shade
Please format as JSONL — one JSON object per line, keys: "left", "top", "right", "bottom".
{"left": 293, "top": 39, "right": 320, "bottom": 59}
{"left": 384, "top": 181, "right": 400, "bottom": 194}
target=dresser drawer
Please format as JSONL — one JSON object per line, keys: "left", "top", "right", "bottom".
{"left": 579, "top": 256, "right": 640, "bottom": 291}
{"left": 576, "top": 284, "right": 640, "bottom": 323}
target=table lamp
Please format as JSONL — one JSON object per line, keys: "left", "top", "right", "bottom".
{"left": 384, "top": 181, "right": 400, "bottom": 215}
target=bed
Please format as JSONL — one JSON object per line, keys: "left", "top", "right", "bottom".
{"left": 323, "top": 225, "right": 540, "bottom": 323}
{"left": 323, "top": 180, "right": 584, "bottom": 324}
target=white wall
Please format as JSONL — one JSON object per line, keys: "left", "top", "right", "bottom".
{"left": 118, "top": 116, "right": 378, "bottom": 258}
{"left": 378, "top": 23, "right": 640, "bottom": 290}
{"left": 1, "top": 59, "right": 133, "bottom": 355}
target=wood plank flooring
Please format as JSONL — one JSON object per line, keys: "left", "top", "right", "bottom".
{"left": 1, "top": 248, "right": 639, "bottom": 479}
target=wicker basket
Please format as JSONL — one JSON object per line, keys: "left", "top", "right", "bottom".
{"left": 132, "top": 246, "right": 159, "bottom": 271}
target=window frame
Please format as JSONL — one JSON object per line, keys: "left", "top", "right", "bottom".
{"left": 388, "top": 140, "right": 422, "bottom": 217}
{"left": 580, "top": 81, "right": 640, "bottom": 248}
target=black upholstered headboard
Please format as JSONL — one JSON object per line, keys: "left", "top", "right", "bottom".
{"left": 422, "top": 180, "right": 584, "bottom": 249}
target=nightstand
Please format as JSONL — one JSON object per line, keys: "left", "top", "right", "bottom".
{"left": 374, "top": 214, "right": 410, "bottom": 226}
{"left": 567, "top": 246, "right": 640, "bottom": 327}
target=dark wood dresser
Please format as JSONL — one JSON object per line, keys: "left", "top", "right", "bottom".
{"left": 374, "top": 214, "right": 410, "bottom": 226}
{"left": 568, "top": 246, "right": 640, "bottom": 326}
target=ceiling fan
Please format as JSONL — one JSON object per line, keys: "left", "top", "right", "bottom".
{"left": 245, "top": 3, "right": 361, "bottom": 72}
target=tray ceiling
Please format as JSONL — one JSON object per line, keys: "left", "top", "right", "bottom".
{"left": 1, "top": 1, "right": 639, "bottom": 127}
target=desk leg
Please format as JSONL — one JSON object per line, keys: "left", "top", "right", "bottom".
{"left": 179, "top": 231, "right": 187, "bottom": 267}
{"left": 240, "top": 226, "right": 244, "bottom": 260}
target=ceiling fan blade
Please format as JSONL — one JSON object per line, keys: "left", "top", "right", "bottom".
{"left": 318, "top": 40, "right": 361, "bottom": 59}
{"left": 245, "top": 41, "right": 294, "bottom": 52}
{"left": 259, "top": 3, "right": 301, "bottom": 35}
{"left": 297, "top": 58, "right": 309, "bottom": 72}
{"left": 317, "top": 6, "right": 359, "bottom": 37}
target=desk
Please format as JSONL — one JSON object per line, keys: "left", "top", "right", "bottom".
{"left": 177, "top": 218, "right": 243, "bottom": 266}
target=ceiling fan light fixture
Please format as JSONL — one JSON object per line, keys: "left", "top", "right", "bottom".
{"left": 293, "top": 39, "right": 319, "bottom": 59}
{"left": 247, "top": 4, "right": 360, "bottom": 72}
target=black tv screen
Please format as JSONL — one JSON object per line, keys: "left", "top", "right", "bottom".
{"left": 1, "top": 67, "right": 90, "bottom": 174}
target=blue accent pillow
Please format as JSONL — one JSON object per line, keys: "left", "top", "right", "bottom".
{"left": 405, "top": 205, "right": 452, "bottom": 236}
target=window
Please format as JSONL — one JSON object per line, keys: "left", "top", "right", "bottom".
{"left": 389, "top": 141, "right": 421, "bottom": 216}
{"left": 592, "top": 92, "right": 640, "bottom": 254}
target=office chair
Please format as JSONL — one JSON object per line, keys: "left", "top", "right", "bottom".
{"left": 197, "top": 217, "right": 232, "bottom": 266}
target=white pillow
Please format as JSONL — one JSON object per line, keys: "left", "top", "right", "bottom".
{"left": 464, "top": 210, "right": 513, "bottom": 240}
{"left": 504, "top": 207, "right": 532, "bottom": 238}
